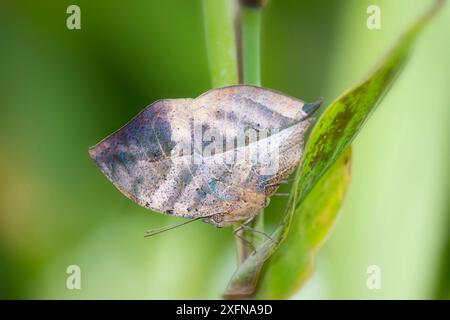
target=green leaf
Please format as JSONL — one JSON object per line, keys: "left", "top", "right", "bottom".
{"left": 224, "top": 0, "right": 443, "bottom": 298}
{"left": 296, "top": 1, "right": 442, "bottom": 201}
{"left": 255, "top": 147, "right": 352, "bottom": 299}
{"left": 224, "top": 148, "right": 351, "bottom": 298}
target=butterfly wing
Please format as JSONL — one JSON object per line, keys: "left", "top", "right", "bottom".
{"left": 89, "top": 85, "right": 320, "bottom": 224}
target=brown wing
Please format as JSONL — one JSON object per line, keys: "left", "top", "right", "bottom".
{"left": 89, "top": 85, "right": 320, "bottom": 223}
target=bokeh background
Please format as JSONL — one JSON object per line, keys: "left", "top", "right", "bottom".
{"left": 0, "top": 0, "right": 448, "bottom": 299}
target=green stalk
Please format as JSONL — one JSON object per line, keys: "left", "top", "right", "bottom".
{"left": 241, "top": 6, "right": 262, "bottom": 86}
{"left": 241, "top": 4, "right": 264, "bottom": 244}
{"left": 203, "top": 0, "right": 245, "bottom": 263}
{"left": 202, "top": 0, "right": 239, "bottom": 87}
{"left": 203, "top": 0, "right": 264, "bottom": 263}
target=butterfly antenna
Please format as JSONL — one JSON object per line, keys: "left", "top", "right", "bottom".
{"left": 144, "top": 217, "right": 204, "bottom": 238}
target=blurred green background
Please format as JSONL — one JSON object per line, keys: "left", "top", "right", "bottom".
{"left": 0, "top": 0, "right": 448, "bottom": 299}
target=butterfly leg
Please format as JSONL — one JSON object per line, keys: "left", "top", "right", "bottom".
{"left": 264, "top": 179, "right": 292, "bottom": 188}
{"left": 240, "top": 224, "right": 277, "bottom": 244}
{"left": 233, "top": 226, "right": 256, "bottom": 253}
{"left": 234, "top": 217, "right": 278, "bottom": 247}
{"left": 233, "top": 217, "right": 254, "bottom": 235}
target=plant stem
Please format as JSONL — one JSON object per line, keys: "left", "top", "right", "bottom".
{"left": 241, "top": 4, "right": 264, "bottom": 248}
{"left": 241, "top": 6, "right": 261, "bottom": 86}
{"left": 203, "top": 0, "right": 264, "bottom": 264}
{"left": 203, "top": 0, "right": 244, "bottom": 263}
{"left": 202, "top": 0, "right": 239, "bottom": 87}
